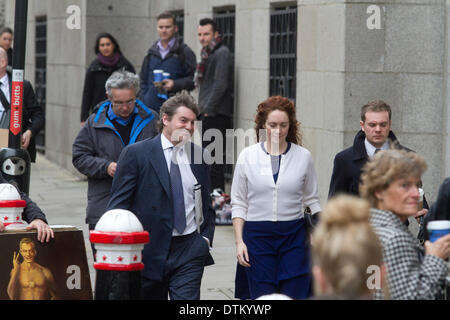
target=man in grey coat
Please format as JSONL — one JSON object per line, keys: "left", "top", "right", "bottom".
{"left": 72, "top": 70, "right": 158, "bottom": 240}
{"left": 196, "top": 18, "right": 233, "bottom": 191}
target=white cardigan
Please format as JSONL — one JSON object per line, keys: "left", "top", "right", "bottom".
{"left": 231, "top": 143, "right": 321, "bottom": 222}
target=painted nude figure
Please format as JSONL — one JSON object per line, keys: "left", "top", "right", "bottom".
{"left": 7, "top": 238, "right": 57, "bottom": 300}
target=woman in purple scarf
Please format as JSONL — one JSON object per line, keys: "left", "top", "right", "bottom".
{"left": 80, "top": 33, "right": 135, "bottom": 125}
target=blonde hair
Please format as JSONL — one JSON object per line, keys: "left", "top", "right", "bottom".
{"left": 359, "top": 148, "right": 427, "bottom": 207}
{"left": 19, "top": 237, "right": 36, "bottom": 250}
{"left": 312, "top": 195, "right": 384, "bottom": 298}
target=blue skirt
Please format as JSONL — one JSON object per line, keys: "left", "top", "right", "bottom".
{"left": 235, "top": 218, "right": 312, "bottom": 299}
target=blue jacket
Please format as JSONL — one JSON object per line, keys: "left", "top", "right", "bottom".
{"left": 72, "top": 99, "right": 159, "bottom": 224}
{"left": 107, "top": 134, "right": 215, "bottom": 281}
{"left": 139, "top": 36, "right": 196, "bottom": 113}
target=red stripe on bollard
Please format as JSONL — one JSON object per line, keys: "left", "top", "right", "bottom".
{"left": 93, "top": 262, "right": 145, "bottom": 271}
{"left": 89, "top": 231, "right": 149, "bottom": 244}
{"left": 0, "top": 200, "right": 27, "bottom": 207}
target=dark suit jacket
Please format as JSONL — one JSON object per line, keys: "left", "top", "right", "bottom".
{"left": 107, "top": 134, "right": 215, "bottom": 281}
{"left": 421, "top": 177, "right": 450, "bottom": 240}
{"left": 2, "top": 72, "right": 45, "bottom": 162}
{"left": 329, "top": 130, "right": 407, "bottom": 197}
{"left": 329, "top": 130, "right": 429, "bottom": 241}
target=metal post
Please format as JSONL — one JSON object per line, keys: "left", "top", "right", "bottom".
{"left": 0, "top": 0, "right": 31, "bottom": 194}
{"left": 9, "top": 0, "right": 28, "bottom": 148}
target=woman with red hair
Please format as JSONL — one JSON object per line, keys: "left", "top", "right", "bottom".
{"left": 231, "top": 96, "right": 321, "bottom": 299}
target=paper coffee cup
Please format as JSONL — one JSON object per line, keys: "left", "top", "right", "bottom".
{"left": 418, "top": 188, "right": 424, "bottom": 211}
{"left": 153, "top": 69, "right": 163, "bottom": 82}
{"left": 427, "top": 220, "right": 450, "bottom": 242}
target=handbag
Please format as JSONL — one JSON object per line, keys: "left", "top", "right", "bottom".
{"left": 304, "top": 206, "right": 320, "bottom": 233}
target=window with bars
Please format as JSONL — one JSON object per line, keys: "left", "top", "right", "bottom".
{"left": 213, "top": 8, "right": 235, "bottom": 55}
{"left": 269, "top": 5, "right": 297, "bottom": 101}
{"left": 172, "top": 10, "right": 184, "bottom": 43}
{"left": 35, "top": 16, "right": 46, "bottom": 153}
{"left": 213, "top": 7, "right": 235, "bottom": 182}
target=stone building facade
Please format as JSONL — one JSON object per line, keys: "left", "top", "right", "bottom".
{"left": 1, "top": 0, "right": 448, "bottom": 208}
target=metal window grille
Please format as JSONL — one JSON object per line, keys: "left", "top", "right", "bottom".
{"left": 213, "top": 8, "right": 235, "bottom": 55}
{"left": 172, "top": 10, "right": 184, "bottom": 43}
{"left": 213, "top": 8, "right": 235, "bottom": 182}
{"left": 270, "top": 5, "right": 297, "bottom": 101}
{"left": 35, "top": 16, "right": 46, "bottom": 153}
{"left": 0, "top": 2, "right": 5, "bottom": 27}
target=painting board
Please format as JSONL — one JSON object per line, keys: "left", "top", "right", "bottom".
{"left": 0, "top": 227, "right": 92, "bottom": 300}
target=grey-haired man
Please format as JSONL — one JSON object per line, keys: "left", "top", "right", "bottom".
{"left": 72, "top": 70, "right": 159, "bottom": 238}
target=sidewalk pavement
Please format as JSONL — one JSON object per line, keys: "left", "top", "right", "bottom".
{"left": 28, "top": 153, "right": 236, "bottom": 300}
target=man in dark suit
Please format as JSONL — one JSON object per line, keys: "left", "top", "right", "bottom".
{"left": 328, "top": 100, "right": 428, "bottom": 221}
{"left": 0, "top": 47, "right": 44, "bottom": 163}
{"left": 107, "top": 91, "right": 215, "bottom": 300}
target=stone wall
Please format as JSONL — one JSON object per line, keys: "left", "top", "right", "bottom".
{"left": 297, "top": 1, "right": 447, "bottom": 208}
{"left": 0, "top": 0, "right": 447, "bottom": 208}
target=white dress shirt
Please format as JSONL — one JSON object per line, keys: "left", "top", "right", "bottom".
{"left": 231, "top": 143, "right": 321, "bottom": 222}
{"left": 0, "top": 73, "right": 10, "bottom": 119}
{"left": 161, "top": 133, "right": 198, "bottom": 236}
{"left": 364, "top": 138, "right": 389, "bottom": 158}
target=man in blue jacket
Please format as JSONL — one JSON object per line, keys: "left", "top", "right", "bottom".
{"left": 139, "top": 11, "right": 196, "bottom": 113}
{"left": 72, "top": 70, "right": 158, "bottom": 237}
{"left": 107, "top": 91, "right": 215, "bottom": 300}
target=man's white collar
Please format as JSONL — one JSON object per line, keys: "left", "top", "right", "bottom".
{"left": 365, "top": 138, "right": 389, "bottom": 158}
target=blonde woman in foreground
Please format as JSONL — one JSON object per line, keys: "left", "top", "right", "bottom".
{"left": 312, "top": 195, "right": 387, "bottom": 299}
{"left": 360, "top": 149, "right": 450, "bottom": 299}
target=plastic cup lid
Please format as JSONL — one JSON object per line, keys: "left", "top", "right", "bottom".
{"left": 153, "top": 69, "right": 163, "bottom": 74}
{"left": 418, "top": 188, "right": 424, "bottom": 199}
{"left": 427, "top": 220, "right": 450, "bottom": 230}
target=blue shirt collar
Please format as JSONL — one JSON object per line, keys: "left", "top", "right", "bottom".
{"left": 157, "top": 37, "right": 176, "bottom": 57}
{"left": 107, "top": 104, "right": 139, "bottom": 126}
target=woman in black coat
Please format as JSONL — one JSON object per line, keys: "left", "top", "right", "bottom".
{"left": 80, "top": 33, "right": 135, "bottom": 124}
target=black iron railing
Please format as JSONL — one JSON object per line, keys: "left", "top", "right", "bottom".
{"left": 35, "top": 16, "right": 46, "bottom": 153}
{"left": 213, "top": 8, "right": 235, "bottom": 182}
{"left": 213, "top": 8, "right": 235, "bottom": 55}
{"left": 172, "top": 10, "right": 184, "bottom": 43}
{"left": 269, "top": 5, "right": 297, "bottom": 101}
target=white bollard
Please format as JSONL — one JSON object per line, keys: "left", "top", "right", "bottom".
{"left": 89, "top": 209, "right": 149, "bottom": 300}
{"left": 90, "top": 209, "right": 149, "bottom": 271}
{"left": 0, "top": 183, "right": 27, "bottom": 230}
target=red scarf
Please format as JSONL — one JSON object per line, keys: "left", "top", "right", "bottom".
{"left": 195, "top": 36, "right": 222, "bottom": 87}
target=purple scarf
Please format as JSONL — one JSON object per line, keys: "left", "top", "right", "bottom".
{"left": 97, "top": 52, "right": 120, "bottom": 67}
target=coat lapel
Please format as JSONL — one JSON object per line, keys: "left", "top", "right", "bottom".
{"left": 148, "top": 134, "right": 172, "bottom": 199}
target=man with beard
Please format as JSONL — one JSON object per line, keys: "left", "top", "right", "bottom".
{"left": 196, "top": 18, "right": 233, "bottom": 191}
